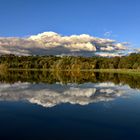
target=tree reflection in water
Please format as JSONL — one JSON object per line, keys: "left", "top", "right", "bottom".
{"left": 0, "top": 70, "right": 140, "bottom": 89}
{"left": 0, "top": 70, "right": 139, "bottom": 108}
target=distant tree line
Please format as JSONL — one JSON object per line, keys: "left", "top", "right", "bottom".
{"left": 0, "top": 53, "right": 140, "bottom": 70}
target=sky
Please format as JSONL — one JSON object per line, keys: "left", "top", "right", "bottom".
{"left": 0, "top": 0, "right": 140, "bottom": 49}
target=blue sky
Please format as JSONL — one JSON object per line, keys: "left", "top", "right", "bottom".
{"left": 0, "top": 0, "right": 140, "bottom": 48}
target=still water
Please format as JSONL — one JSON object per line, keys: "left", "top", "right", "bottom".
{"left": 0, "top": 71, "right": 140, "bottom": 140}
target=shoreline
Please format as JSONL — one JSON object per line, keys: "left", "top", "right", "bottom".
{"left": 7, "top": 69, "right": 140, "bottom": 75}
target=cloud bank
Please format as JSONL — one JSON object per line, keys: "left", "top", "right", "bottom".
{"left": 0, "top": 32, "right": 127, "bottom": 57}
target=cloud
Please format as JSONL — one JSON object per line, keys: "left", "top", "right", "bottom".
{"left": 95, "top": 52, "right": 122, "bottom": 57}
{"left": 104, "top": 31, "right": 112, "bottom": 37}
{"left": 0, "top": 32, "right": 128, "bottom": 56}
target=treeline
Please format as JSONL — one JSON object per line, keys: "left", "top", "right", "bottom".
{"left": 0, "top": 53, "right": 140, "bottom": 69}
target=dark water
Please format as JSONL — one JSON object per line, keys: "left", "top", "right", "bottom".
{"left": 0, "top": 71, "right": 140, "bottom": 140}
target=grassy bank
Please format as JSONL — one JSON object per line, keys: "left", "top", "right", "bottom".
{"left": 92, "top": 69, "right": 140, "bottom": 75}
{"left": 8, "top": 68, "right": 140, "bottom": 75}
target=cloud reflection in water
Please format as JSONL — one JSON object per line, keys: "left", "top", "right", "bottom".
{"left": 0, "top": 82, "right": 133, "bottom": 108}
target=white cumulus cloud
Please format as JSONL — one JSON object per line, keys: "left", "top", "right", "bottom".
{"left": 0, "top": 32, "right": 128, "bottom": 56}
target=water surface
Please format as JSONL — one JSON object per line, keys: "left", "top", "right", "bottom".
{"left": 0, "top": 71, "right": 140, "bottom": 140}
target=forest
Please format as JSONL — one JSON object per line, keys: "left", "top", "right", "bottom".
{"left": 0, "top": 53, "right": 140, "bottom": 70}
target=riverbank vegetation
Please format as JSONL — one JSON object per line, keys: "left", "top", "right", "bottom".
{"left": 0, "top": 53, "right": 140, "bottom": 70}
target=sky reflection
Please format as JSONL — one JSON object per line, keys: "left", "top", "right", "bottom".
{"left": 0, "top": 82, "right": 136, "bottom": 108}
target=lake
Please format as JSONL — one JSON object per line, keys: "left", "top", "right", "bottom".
{"left": 0, "top": 71, "right": 140, "bottom": 140}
